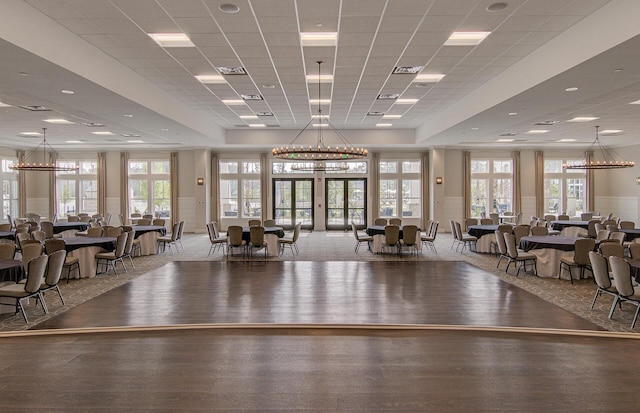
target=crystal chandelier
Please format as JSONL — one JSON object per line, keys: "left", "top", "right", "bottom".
{"left": 272, "top": 61, "right": 368, "bottom": 171}
{"left": 10, "top": 128, "right": 79, "bottom": 172}
{"left": 563, "top": 126, "right": 634, "bottom": 170}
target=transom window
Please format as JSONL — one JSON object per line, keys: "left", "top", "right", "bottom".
{"left": 470, "top": 159, "right": 513, "bottom": 217}
{"left": 220, "top": 160, "right": 261, "bottom": 218}
{"left": 56, "top": 160, "right": 97, "bottom": 217}
{"left": 379, "top": 160, "right": 421, "bottom": 218}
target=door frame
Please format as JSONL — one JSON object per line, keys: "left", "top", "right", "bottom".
{"left": 272, "top": 178, "right": 314, "bottom": 230}
{"left": 325, "top": 178, "right": 367, "bottom": 231}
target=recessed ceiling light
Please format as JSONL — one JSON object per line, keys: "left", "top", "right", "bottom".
{"left": 600, "top": 129, "right": 624, "bottom": 135}
{"left": 61, "top": 90, "right": 74, "bottom": 94}
{"left": 525, "top": 129, "right": 549, "bottom": 134}
{"left": 122, "top": 133, "right": 141, "bottom": 138}
{"left": 43, "top": 118, "right": 74, "bottom": 124}
{"left": 300, "top": 32, "right": 337, "bottom": 47}
{"left": 19, "top": 105, "right": 51, "bottom": 111}
{"left": 614, "top": 68, "right": 623, "bottom": 72}
{"left": 160, "top": 128, "right": 169, "bottom": 131}
{"left": 629, "top": 99, "right": 640, "bottom": 104}
{"left": 471, "top": 127, "right": 479, "bottom": 130}
{"left": 195, "top": 75, "right": 226, "bottom": 84}
{"left": 0, "top": 102, "right": 11, "bottom": 107}
{"left": 248, "top": 124, "right": 266, "bottom": 128}
{"left": 222, "top": 99, "right": 246, "bottom": 105}
{"left": 312, "top": 114, "right": 329, "bottom": 119}
{"left": 393, "top": 66, "right": 424, "bottom": 74}
{"left": 239, "top": 115, "right": 259, "bottom": 119}
{"left": 565, "top": 87, "right": 579, "bottom": 92}
{"left": 147, "top": 33, "right": 194, "bottom": 47}
{"left": 65, "top": 140, "right": 83, "bottom": 143}
{"left": 395, "top": 99, "right": 419, "bottom": 104}
{"left": 534, "top": 120, "right": 559, "bottom": 126}
{"left": 312, "top": 124, "right": 329, "bottom": 127}
{"left": 124, "top": 114, "right": 133, "bottom": 118}
{"left": 508, "top": 112, "right": 518, "bottom": 116}
{"left": 500, "top": 133, "right": 517, "bottom": 137}
{"left": 558, "top": 139, "right": 576, "bottom": 142}
{"left": 19, "top": 72, "right": 28, "bottom": 76}
{"left": 566, "top": 116, "right": 599, "bottom": 122}
{"left": 127, "top": 140, "right": 145, "bottom": 143}
{"left": 413, "top": 73, "right": 445, "bottom": 82}
{"left": 496, "top": 138, "right": 514, "bottom": 142}
{"left": 91, "top": 131, "right": 114, "bottom": 135}
{"left": 218, "top": 3, "right": 240, "bottom": 13}
{"left": 376, "top": 123, "right": 393, "bottom": 127}
{"left": 20, "top": 132, "right": 42, "bottom": 136}
{"left": 309, "top": 99, "right": 331, "bottom": 105}
{"left": 79, "top": 122, "right": 104, "bottom": 127}
{"left": 306, "top": 74, "right": 333, "bottom": 83}
{"left": 444, "top": 31, "right": 491, "bottom": 46}
{"left": 382, "top": 114, "right": 402, "bottom": 118}
{"left": 487, "top": 2, "right": 508, "bottom": 11}
{"left": 262, "top": 84, "right": 276, "bottom": 89}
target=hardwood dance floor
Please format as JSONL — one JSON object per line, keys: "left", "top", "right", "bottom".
{"left": 3, "top": 261, "right": 639, "bottom": 411}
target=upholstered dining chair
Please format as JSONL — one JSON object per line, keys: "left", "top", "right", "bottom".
{"left": 399, "top": 225, "right": 418, "bottom": 256}
{"left": 588, "top": 251, "right": 617, "bottom": 310}
{"left": 480, "top": 218, "right": 494, "bottom": 225}
{"left": 464, "top": 218, "right": 478, "bottom": 230}
{"left": 0, "top": 254, "right": 48, "bottom": 323}
{"left": 34, "top": 249, "right": 66, "bottom": 309}
{"left": 226, "top": 225, "right": 246, "bottom": 258}
{"left": 30, "top": 230, "right": 47, "bottom": 242}
{"left": 279, "top": 222, "right": 301, "bottom": 256}
{"left": 608, "top": 256, "right": 640, "bottom": 328}
{"left": 629, "top": 243, "right": 640, "bottom": 260}
{"left": 248, "top": 219, "right": 261, "bottom": 227}
{"left": 121, "top": 229, "right": 136, "bottom": 269}
{"left": 389, "top": 218, "right": 402, "bottom": 226}
{"left": 152, "top": 219, "right": 166, "bottom": 226}
{"left": 104, "top": 226, "right": 123, "bottom": 237}
{"left": 512, "top": 225, "right": 531, "bottom": 245}
{"left": 351, "top": 221, "right": 373, "bottom": 254}
{"left": 420, "top": 221, "right": 439, "bottom": 254}
{"left": 207, "top": 222, "right": 227, "bottom": 257}
{"left": 95, "top": 232, "right": 129, "bottom": 276}
{"left": 608, "top": 232, "right": 625, "bottom": 245}
{"left": 530, "top": 226, "right": 548, "bottom": 236}
{"left": 374, "top": 218, "right": 387, "bottom": 226}
{"left": 0, "top": 243, "right": 16, "bottom": 259}
{"left": 86, "top": 227, "right": 104, "bottom": 237}
{"left": 598, "top": 242, "right": 624, "bottom": 260}
{"left": 619, "top": 221, "right": 635, "bottom": 229}
{"left": 557, "top": 214, "right": 570, "bottom": 220}
{"left": 157, "top": 222, "right": 181, "bottom": 254}
{"left": 559, "top": 238, "right": 595, "bottom": 284}
{"left": 0, "top": 223, "right": 11, "bottom": 232}
{"left": 454, "top": 221, "right": 477, "bottom": 253}
{"left": 247, "top": 226, "right": 268, "bottom": 259}
{"left": 44, "top": 238, "right": 80, "bottom": 282}
{"left": 382, "top": 225, "right": 400, "bottom": 255}
{"left": 503, "top": 232, "right": 537, "bottom": 277}
{"left": 494, "top": 230, "right": 509, "bottom": 270}
{"left": 21, "top": 243, "right": 44, "bottom": 274}
{"left": 136, "top": 218, "right": 152, "bottom": 226}
{"left": 489, "top": 213, "right": 499, "bottom": 225}
{"left": 263, "top": 219, "right": 276, "bottom": 227}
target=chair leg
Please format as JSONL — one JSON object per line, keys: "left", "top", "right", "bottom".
{"left": 590, "top": 289, "right": 601, "bottom": 310}
{"left": 55, "top": 285, "right": 65, "bottom": 305}
{"left": 17, "top": 298, "right": 28, "bottom": 323}
{"left": 631, "top": 305, "right": 640, "bottom": 329}
{"left": 608, "top": 296, "right": 620, "bottom": 319}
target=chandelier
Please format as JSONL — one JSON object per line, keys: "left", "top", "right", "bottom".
{"left": 563, "top": 126, "right": 634, "bottom": 170}
{"left": 9, "top": 128, "right": 79, "bottom": 172}
{"left": 272, "top": 61, "right": 368, "bottom": 171}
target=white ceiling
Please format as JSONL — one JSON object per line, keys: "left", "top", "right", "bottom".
{"left": 0, "top": 0, "right": 639, "bottom": 152}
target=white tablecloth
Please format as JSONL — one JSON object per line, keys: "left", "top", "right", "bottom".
{"left": 68, "top": 246, "right": 108, "bottom": 278}
{"left": 475, "top": 233, "right": 494, "bottom": 253}
{"left": 138, "top": 231, "right": 160, "bottom": 255}
{"left": 527, "top": 248, "right": 576, "bottom": 279}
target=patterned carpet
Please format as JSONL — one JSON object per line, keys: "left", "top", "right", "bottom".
{"left": 0, "top": 229, "right": 637, "bottom": 333}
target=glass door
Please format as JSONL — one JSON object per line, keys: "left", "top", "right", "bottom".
{"left": 273, "top": 178, "right": 314, "bottom": 230}
{"left": 326, "top": 178, "right": 366, "bottom": 230}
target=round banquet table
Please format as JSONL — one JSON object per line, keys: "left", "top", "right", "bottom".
{"left": 518, "top": 235, "right": 597, "bottom": 279}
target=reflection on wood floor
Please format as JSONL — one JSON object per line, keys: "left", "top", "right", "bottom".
{"left": 3, "top": 261, "right": 639, "bottom": 411}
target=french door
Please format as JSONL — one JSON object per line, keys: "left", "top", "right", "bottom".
{"left": 326, "top": 178, "right": 366, "bottom": 230}
{"left": 272, "top": 178, "right": 314, "bottom": 230}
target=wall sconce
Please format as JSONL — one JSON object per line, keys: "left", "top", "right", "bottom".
{"left": 435, "top": 176, "right": 443, "bottom": 185}
{"left": 196, "top": 177, "right": 204, "bottom": 185}
{"left": 636, "top": 177, "right": 640, "bottom": 185}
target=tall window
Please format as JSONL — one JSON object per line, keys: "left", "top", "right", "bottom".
{"left": 379, "top": 160, "right": 421, "bottom": 218}
{"left": 56, "top": 160, "right": 98, "bottom": 217}
{"left": 128, "top": 160, "right": 170, "bottom": 217}
{"left": 220, "top": 160, "right": 261, "bottom": 218}
{"left": 1, "top": 158, "right": 19, "bottom": 220}
{"left": 544, "top": 159, "right": 586, "bottom": 216}
{"left": 470, "top": 159, "right": 513, "bottom": 216}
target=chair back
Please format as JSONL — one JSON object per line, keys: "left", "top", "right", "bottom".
{"left": 177, "top": 221, "right": 185, "bottom": 239}
{"left": 503, "top": 233, "right": 519, "bottom": 259}
{"left": 136, "top": 218, "right": 152, "bottom": 226}
{"left": 105, "top": 226, "right": 123, "bottom": 237}
{"left": 152, "top": 219, "right": 166, "bottom": 226}
{"left": 629, "top": 244, "right": 640, "bottom": 259}
{"left": 389, "top": 218, "right": 402, "bottom": 226}
{"left": 87, "top": 227, "right": 104, "bottom": 237}
{"left": 263, "top": 219, "right": 276, "bottom": 227}
{"left": 0, "top": 223, "right": 11, "bottom": 232}
{"left": 596, "top": 229, "right": 610, "bottom": 241}
{"left": 589, "top": 252, "right": 613, "bottom": 290}
{"left": 249, "top": 226, "right": 265, "bottom": 247}
{"left": 619, "top": 221, "right": 635, "bottom": 229}
{"left": 544, "top": 214, "right": 556, "bottom": 223}
{"left": 124, "top": 230, "right": 135, "bottom": 255}
{"left": 169, "top": 222, "right": 181, "bottom": 241}
{"left": 608, "top": 232, "right": 625, "bottom": 244}
{"left": 609, "top": 256, "right": 634, "bottom": 297}
{"left": 131, "top": 213, "right": 141, "bottom": 218}
{"left": 573, "top": 238, "right": 596, "bottom": 265}
{"left": 580, "top": 212, "right": 593, "bottom": 221}
{"left": 31, "top": 230, "right": 47, "bottom": 242}
{"left": 530, "top": 226, "right": 548, "bottom": 236}
{"left": 453, "top": 221, "right": 464, "bottom": 241}
{"left": 497, "top": 224, "right": 513, "bottom": 233}
{"left": 512, "top": 225, "right": 531, "bottom": 244}
{"left": 228, "top": 226, "right": 244, "bottom": 247}
{"left": 494, "top": 231, "right": 507, "bottom": 255}
{"left": 248, "top": 219, "right": 261, "bottom": 227}
{"left": 22, "top": 243, "right": 44, "bottom": 271}
{"left": 557, "top": 214, "right": 570, "bottom": 220}
{"left": 207, "top": 222, "right": 216, "bottom": 243}
{"left": 0, "top": 243, "right": 16, "bottom": 259}
{"left": 67, "top": 215, "right": 80, "bottom": 222}
{"left": 384, "top": 225, "right": 400, "bottom": 245}
{"left": 514, "top": 212, "right": 523, "bottom": 225}
{"left": 212, "top": 221, "right": 222, "bottom": 239}
{"left": 114, "top": 232, "right": 128, "bottom": 257}
{"left": 292, "top": 222, "right": 302, "bottom": 242}
{"left": 374, "top": 218, "right": 387, "bottom": 226}
{"left": 429, "top": 221, "right": 439, "bottom": 238}
{"left": 24, "top": 255, "right": 48, "bottom": 294}
{"left": 26, "top": 213, "right": 41, "bottom": 223}
{"left": 602, "top": 219, "right": 618, "bottom": 229}
{"left": 489, "top": 213, "right": 499, "bottom": 225}
{"left": 402, "top": 225, "right": 418, "bottom": 246}
{"left": 599, "top": 242, "right": 624, "bottom": 259}
{"left": 45, "top": 249, "right": 66, "bottom": 286}
{"left": 39, "top": 221, "right": 54, "bottom": 238}
{"left": 143, "top": 214, "right": 154, "bottom": 220}
{"left": 80, "top": 216, "right": 92, "bottom": 222}
{"left": 586, "top": 220, "right": 599, "bottom": 238}
{"left": 16, "top": 232, "right": 32, "bottom": 248}
{"left": 465, "top": 218, "right": 478, "bottom": 229}
{"left": 44, "top": 238, "right": 66, "bottom": 254}
{"left": 480, "top": 218, "right": 494, "bottom": 225}
{"left": 449, "top": 220, "right": 458, "bottom": 240}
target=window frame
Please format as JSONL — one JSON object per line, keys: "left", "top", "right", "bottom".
{"left": 56, "top": 159, "right": 98, "bottom": 217}
{"left": 379, "top": 159, "right": 421, "bottom": 218}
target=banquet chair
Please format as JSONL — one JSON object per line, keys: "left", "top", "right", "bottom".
{"left": 512, "top": 225, "right": 531, "bottom": 244}
{"left": 279, "top": 222, "right": 301, "bottom": 256}
{"left": 464, "top": 218, "right": 478, "bottom": 230}
{"left": 142, "top": 214, "right": 154, "bottom": 220}
{"left": 79, "top": 216, "right": 92, "bottom": 223}
{"left": 557, "top": 214, "right": 570, "bottom": 220}
{"left": 454, "top": 221, "right": 477, "bottom": 253}
{"left": 247, "top": 226, "right": 268, "bottom": 259}
{"left": 67, "top": 215, "right": 80, "bottom": 222}
{"left": 248, "top": 219, "right": 261, "bottom": 227}
{"left": 0, "top": 223, "right": 12, "bottom": 231}
{"left": 382, "top": 225, "right": 400, "bottom": 255}
{"left": 39, "top": 221, "right": 56, "bottom": 239}
{"left": 630, "top": 243, "right": 640, "bottom": 259}
{"left": 136, "top": 218, "right": 152, "bottom": 226}
{"left": 26, "top": 213, "right": 41, "bottom": 223}
{"left": 374, "top": 218, "right": 387, "bottom": 226}
{"left": 490, "top": 224, "right": 513, "bottom": 255}
{"left": 421, "top": 221, "right": 439, "bottom": 254}
{"left": 449, "top": 220, "right": 460, "bottom": 251}
{"left": 226, "top": 225, "right": 246, "bottom": 258}
{"left": 602, "top": 219, "right": 618, "bottom": 229}
{"left": 44, "top": 239, "right": 80, "bottom": 282}
{"left": 389, "top": 218, "right": 402, "bottom": 226}
{"left": 581, "top": 212, "right": 593, "bottom": 221}
{"left": 95, "top": 232, "right": 128, "bottom": 276}
{"left": 480, "top": 218, "right": 494, "bottom": 225}
{"left": 489, "top": 213, "right": 499, "bottom": 225}
{"left": 494, "top": 230, "right": 509, "bottom": 270}
{"left": 399, "top": 225, "right": 418, "bottom": 256}
{"left": 588, "top": 251, "right": 617, "bottom": 310}
{"left": 599, "top": 242, "right": 624, "bottom": 260}
{"left": 513, "top": 212, "right": 523, "bottom": 226}
{"left": 21, "top": 242, "right": 43, "bottom": 274}
{"left": 157, "top": 222, "right": 180, "bottom": 254}
{"left": 176, "top": 220, "right": 186, "bottom": 252}
{"left": 207, "top": 222, "right": 227, "bottom": 257}
{"left": 0, "top": 254, "right": 48, "bottom": 323}
{"left": 32, "top": 249, "right": 66, "bottom": 309}
{"left": 503, "top": 233, "right": 537, "bottom": 277}
{"left": 608, "top": 232, "right": 625, "bottom": 245}
{"left": 105, "top": 226, "right": 123, "bottom": 237}
{"left": 121, "top": 229, "right": 136, "bottom": 269}
{"left": 119, "top": 214, "right": 126, "bottom": 225}
{"left": 152, "top": 219, "right": 165, "bottom": 226}
{"left": 263, "top": 219, "right": 276, "bottom": 227}
{"left": 530, "top": 226, "right": 548, "bottom": 236}
{"left": 544, "top": 214, "right": 556, "bottom": 223}
{"left": 30, "top": 230, "right": 47, "bottom": 242}
{"left": 619, "top": 221, "right": 635, "bottom": 229}
{"left": 559, "top": 238, "right": 595, "bottom": 284}
{"left": 584, "top": 220, "right": 599, "bottom": 238}
{"left": 608, "top": 256, "right": 640, "bottom": 328}
{"left": 0, "top": 243, "right": 16, "bottom": 259}
{"left": 87, "top": 227, "right": 104, "bottom": 237}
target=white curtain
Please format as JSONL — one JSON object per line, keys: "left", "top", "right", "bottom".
{"left": 120, "top": 152, "right": 129, "bottom": 221}
{"left": 211, "top": 153, "right": 219, "bottom": 225}
{"left": 170, "top": 152, "right": 178, "bottom": 225}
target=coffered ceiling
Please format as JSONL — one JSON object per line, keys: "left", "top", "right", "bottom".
{"left": 0, "top": 0, "right": 639, "bottom": 151}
